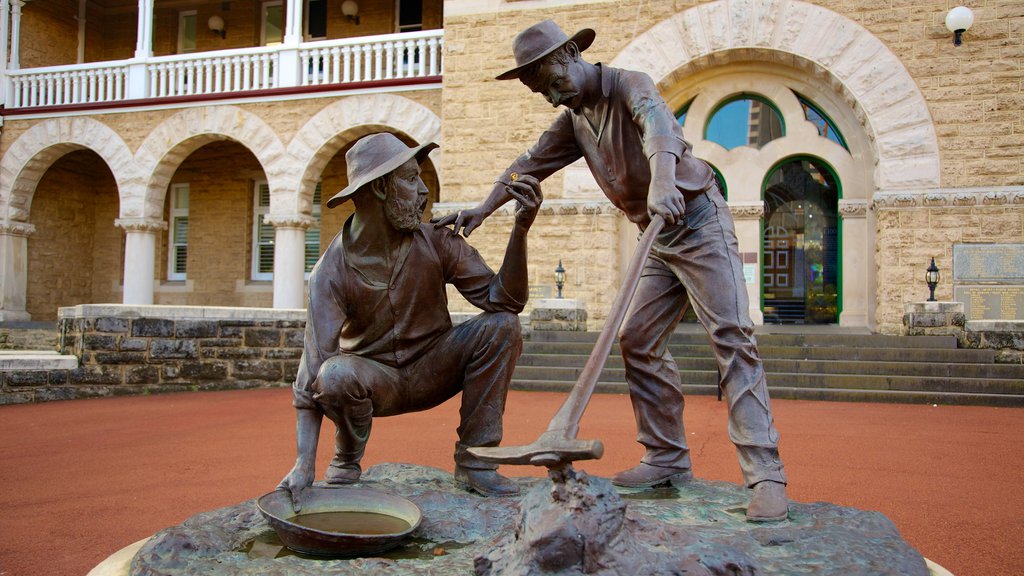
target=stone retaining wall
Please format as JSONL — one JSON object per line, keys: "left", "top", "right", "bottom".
{"left": 0, "top": 305, "right": 305, "bottom": 404}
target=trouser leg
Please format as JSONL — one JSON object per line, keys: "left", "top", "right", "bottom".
{"left": 313, "top": 354, "right": 396, "bottom": 473}
{"left": 405, "top": 312, "right": 522, "bottom": 470}
{"left": 619, "top": 270, "right": 692, "bottom": 469}
{"left": 664, "top": 192, "right": 786, "bottom": 487}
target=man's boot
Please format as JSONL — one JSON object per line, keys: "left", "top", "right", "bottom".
{"left": 746, "top": 480, "right": 788, "bottom": 522}
{"left": 454, "top": 466, "right": 519, "bottom": 497}
{"left": 611, "top": 462, "right": 693, "bottom": 488}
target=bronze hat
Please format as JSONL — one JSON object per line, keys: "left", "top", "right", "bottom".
{"left": 326, "top": 133, "right": 438, "bottom": 208}
{"left": 496, "top": 19, "right": 595, "bottom": 81}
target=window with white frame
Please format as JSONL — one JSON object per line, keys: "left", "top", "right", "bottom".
{"left": 178, "top": 10, "right": 197, "bottom": 54}
{"left": 261, "top": 0, "right": 284, "bottom": 46}
{"left": 304, "top": 184, "right": 322, "bottom": 275}
{"left": 252, "top": 181, "right": 274, "bottom": 281}
{"left": 168, "top": 184, "right": 189, "bottom": 280}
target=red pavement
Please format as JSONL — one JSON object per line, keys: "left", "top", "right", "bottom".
{"left": 0, "top": 388, "right": 1021, "bottom": 576}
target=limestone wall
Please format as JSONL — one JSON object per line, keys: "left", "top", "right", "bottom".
{"left": 874, "top": 189, "right": 1024, "bottom": 334}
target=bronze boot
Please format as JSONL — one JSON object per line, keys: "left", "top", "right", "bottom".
{"left": 746, "top": 480, "right": 788, "bottom": 522}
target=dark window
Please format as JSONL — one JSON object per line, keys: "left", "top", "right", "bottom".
{"left": 399, "top": 0, "right": 422, "bottom": 32}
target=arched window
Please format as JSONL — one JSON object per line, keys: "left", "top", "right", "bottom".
{"left": 796, "top": 92, "right": 848, "bottom": 151}
{"left": 705, "top": 94, "right": 784, "bottom": 150}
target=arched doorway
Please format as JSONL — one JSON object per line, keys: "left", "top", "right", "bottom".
{"left": 762, "top": 158, "right": 840, "bottom": 324}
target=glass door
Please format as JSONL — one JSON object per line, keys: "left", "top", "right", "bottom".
{"left": 762, "top": 158, "right": 840, "bottom": 324}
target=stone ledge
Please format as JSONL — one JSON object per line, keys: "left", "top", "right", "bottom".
{"left": 58, "top": 304, "right": 306, "bottom": 322}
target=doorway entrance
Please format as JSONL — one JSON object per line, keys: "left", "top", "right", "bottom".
{"left": 762, "top": 158, "right": 840, "bottom": 324}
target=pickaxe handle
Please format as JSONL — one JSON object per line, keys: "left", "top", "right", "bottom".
{"left": 469, "top": 215, "right": 665, "bottom": 466}
{"left": 544, "top": 214, "right": 665, "bottom": 438}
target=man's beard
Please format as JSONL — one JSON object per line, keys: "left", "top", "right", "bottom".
{"left": 385, "top": 188, "right": 422, "bottom": 232}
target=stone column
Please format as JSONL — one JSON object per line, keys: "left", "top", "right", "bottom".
{"left": 0, "top": 221, "right": 35, "bottom": 321}
{"left": 838, "top": 200, "right": 870, "bottom": 327}
{"left": 1, "top": 0, "right": 10, "bottom": 76}
{"left": 134, "top": 0, "right": 154, "bottom": 58}
{"left": 729, "top": 202, "right": 765, "bottom": 325}
{"left": 116, "top": 218, "right": 165, "bottom": 306}
{"left": 8, "top": 0, "right": 22, "bottom": 70}
{"left": 264, "top": 215, "right": 315, "bottom": 309}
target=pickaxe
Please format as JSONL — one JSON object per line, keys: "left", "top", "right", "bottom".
{"left": 469, "top": 215, "right": 666, "bottom": 468}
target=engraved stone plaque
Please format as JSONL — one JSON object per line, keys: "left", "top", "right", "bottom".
{"left": 954, "top": 285, "right": 1024, "bottom": 321}
{"left": 952, "top": 244, "right": 1024, "bottom": 284}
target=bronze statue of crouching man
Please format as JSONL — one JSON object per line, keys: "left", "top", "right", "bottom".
{"left": 278, "top": 132, "right": 542, "bottom": 507}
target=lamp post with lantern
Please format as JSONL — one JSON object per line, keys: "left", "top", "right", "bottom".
{"left": 555, "top": 260, "right": 566, "bottom": 299}
{"left": 926, "top": 258, "right": 940, "bottom": 302}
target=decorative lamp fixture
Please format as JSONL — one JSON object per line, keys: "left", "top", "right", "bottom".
{"left": 945, "top": 6, "right": 974, "bottom": 47}
{"left": 555, "top": 260, "right": 566, "bottom": 299}
{"left": 926, "top": 258, "right": 940, "bottom": 302}
{"left": 208, "top": 15, "right": 226, "bottom": 39}
{"left": 342, "top": 0, "right": 360, "bottom": 25}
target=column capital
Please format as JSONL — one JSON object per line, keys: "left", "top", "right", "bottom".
{"left": 115, "top": 218, "right": 167, "bottom": 232}
{"left": 728, "top": 201, "right": 765, "bottom": 220}
{"left": 838, "top": 199, "right": 869, "bottom": 219}
{"left": 0, "top": 220, "right": 35, "bottom": 236}
{"left": 263, "top": 214, "right": 317, "bottom": 229}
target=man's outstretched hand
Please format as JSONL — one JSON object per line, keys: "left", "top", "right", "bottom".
{"left": 432, "top": 206, "right": 490, "bottom": 237}
{"left": 277, "top": 460, "right": 315, "bottom": 512}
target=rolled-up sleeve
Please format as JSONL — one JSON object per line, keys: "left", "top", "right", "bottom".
{"left": 628, "top": 73, "right": 685, "bottom": 161}
{"left": 499, "top": 111, "right": 583, "bottom": 185}
{"left": 436, "top": 229, "right": 525, "bottom": 314}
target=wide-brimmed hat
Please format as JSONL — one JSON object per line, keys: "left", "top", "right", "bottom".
{"left": 326, "top": 133, "right": 438, "bottom": 208}
{"left": 496, "top": 19, "right": 595, "bottom": 81}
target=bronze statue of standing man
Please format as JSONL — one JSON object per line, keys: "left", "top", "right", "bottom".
{"left": 279, "top": 132, "right": 542, "bottom": 506}
{"left": 439, "top": 20, "right": 788, "bottom": 521}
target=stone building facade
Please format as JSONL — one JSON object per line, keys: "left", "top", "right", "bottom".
{"left": 1, "top": 0, "right": 1021, "bottom": 335}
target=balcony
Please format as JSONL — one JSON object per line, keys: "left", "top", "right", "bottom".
{"left": 2, "top": 29, "right": 443, "bottom": 115}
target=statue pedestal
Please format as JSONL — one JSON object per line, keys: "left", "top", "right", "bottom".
{"left": 529, "top": 298, "right": 587, "bottom": 331}
{"left": 91, "top": 463, "right": 954, "bottom": 576}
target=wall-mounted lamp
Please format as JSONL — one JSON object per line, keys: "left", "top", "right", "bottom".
{"left": 945, "top": 6, "right": 974, "bottom": 47}
{"left": 925, "top": 257, "right": 940, "bottom": 302}
{"left": 342, "top": 0, "right": 360, "bottom": 25}
{"left": 208, "top": 15, "right": 226, "bottom": 39}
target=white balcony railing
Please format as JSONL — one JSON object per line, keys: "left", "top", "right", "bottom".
{"left": 3, "top": 30, "right": 443, "bottom": 110}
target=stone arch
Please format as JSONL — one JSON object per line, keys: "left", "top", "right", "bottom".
{"left": 612, "top": 0, "right": 940, "bottom": 190}
{"left": 132, "top": 106, "right": 288, "bottom": 220}
{"left": 0, "top": 117, "right": 136, "bottom": 222}
{"left": 286, "top": 94, "right": 442, "bottom": 216}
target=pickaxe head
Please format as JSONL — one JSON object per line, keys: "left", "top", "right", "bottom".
{"left": 467, "top": 431, "right": 604, "bottom": 467}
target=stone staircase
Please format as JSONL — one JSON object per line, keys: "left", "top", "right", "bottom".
{"left": 513, "top": 327, "right": 1024, "bottom": 406}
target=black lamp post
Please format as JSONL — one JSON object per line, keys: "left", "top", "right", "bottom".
{"left": 555, "top": 260, "right": 566, "bottom": 299}
{"left": 926, "top": 258, "right": 940, "bottom": 302}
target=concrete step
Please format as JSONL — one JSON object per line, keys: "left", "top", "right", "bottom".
{"left": 0, "top": 351, "right": 78, "bottom": 371}
{"left": 511, "top": 365, "right": 1024, "bottom": 396}
{"left": 525, "top": 330, "right": 959, "bottom": 349}
{"left": 511, "top": 379, "right": 1024, "bottom": 407}
{"left": 515, "top": 353, "right": 1024, "bottom": 379}
{"left": 519, "top": 344, "right": 1000, "bottom": 364}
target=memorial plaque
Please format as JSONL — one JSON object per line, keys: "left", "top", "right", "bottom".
{"left": 529, "top": 284, "right": 554, "bottom": 300}
{"left": 954, "top": 285, "right": 1024, "bottom": 321}
{"left": 952, "top": 244, "right": 1024, "bottom": 284}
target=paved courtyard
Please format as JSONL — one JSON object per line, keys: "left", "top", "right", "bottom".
{"left": 1, "top": 388, "right": 1021, "bottom": 576}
